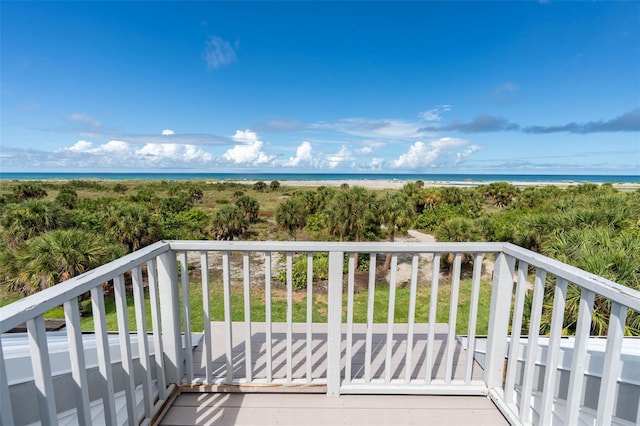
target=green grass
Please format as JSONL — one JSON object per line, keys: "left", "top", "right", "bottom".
{"left": 70, "top": 277, "right": 491, "bottom": 336}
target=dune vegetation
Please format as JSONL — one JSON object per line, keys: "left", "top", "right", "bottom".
{"left": 0, "top": 179, "right": 638, "bottom": 334}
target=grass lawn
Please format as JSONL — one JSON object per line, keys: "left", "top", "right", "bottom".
{"left": 73, "top": 277, "right": 492, "bottom": 336}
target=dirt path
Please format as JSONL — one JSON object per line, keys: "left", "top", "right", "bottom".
{"left": 384, "top": 230, "right": 436, "bottom": 286}
{"left": 188, "top": 230, "right": 494, "bottom": 290}
{"left": 385, "top": 229, "right": 494, "bottom": 285}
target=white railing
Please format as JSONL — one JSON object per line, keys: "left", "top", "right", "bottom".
{"left": 1, "top": 240, "right": 639, "bottom": 425}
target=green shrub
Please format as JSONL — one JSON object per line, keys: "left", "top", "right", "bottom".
{"left": 276, "top": 253, "right": 329, "bottom": 289}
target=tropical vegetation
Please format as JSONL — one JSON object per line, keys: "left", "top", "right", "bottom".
{"left": 0, "top": 178, "right": 638, "bottom": 334}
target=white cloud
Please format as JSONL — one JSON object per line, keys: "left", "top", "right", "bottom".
{"left": 59, "top": 140, "right": 131, "bottom": 155}
{"left": 311, "top": 118, "right": 429, "bottom": 140}
{"left": 430, "top": 137, "right": 467, "bottom": 149}
{"left": 66, "top": 140, "right": 94, "bottom": 153}
{"left": 137, "top": 143, "right": 213, "bottom": 163}
{"left": 368, "top": 157, "right": 384, "bottom": 170}
{"left": 392, "top": 137, "right": 469, "bottom": 169}
{"left": 162, "top": 129, "right": 175, "bottom": 135}
{"left": 455, "top": 145, "right": 481, "bottom": 165}
{"left": 66, "top": 112, "right": 101, "bottom": 129}
{"left": 100, "top": 140, "right": 130, "bottom": 153}
{"left": 357, "top": 146, "right": 373, "bottom": 155}
{"left": 204, "top": 36, "right": 237, "bottom": 69}
{"left": 418, "top": 105, "right": 452, "bottom": 122}
{"left": 326, "top": 146, "right": 353, "bottom": 169}
{"left": 283, "top": 141, "right": 314, "bottom": 167}
{"left": 55, "top": 139, "right": 215, "bottom": 168}
{"left": 231, "top": 129, "right": 259, "bottom": 144}
{"left": 224, "top": 129, "right": 274, "bottom": 165}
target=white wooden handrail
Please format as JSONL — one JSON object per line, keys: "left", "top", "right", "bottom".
{"left": 1, "top": 240, "right": 639, "bottom": 426}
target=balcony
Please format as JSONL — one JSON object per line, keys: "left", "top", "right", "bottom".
{"left": 1, "top": 240, "right": 639, "bottom": 425}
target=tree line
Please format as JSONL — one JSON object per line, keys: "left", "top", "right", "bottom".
{"left": 1, "top": 179, "right": 638, "bottom": 334}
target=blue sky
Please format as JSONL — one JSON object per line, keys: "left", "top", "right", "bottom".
{"left": 1, "top": 1, "right": 639, "bottom": 174}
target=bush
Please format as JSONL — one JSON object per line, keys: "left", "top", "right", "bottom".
{"left": 276, "top": 253, "right": 329, "bottom": 290}
{"left": 113, "top": 183, "right": 128, "bottom": 193}
{"left": 414, "top": 203, "right": 457, "bottom": 232}
{"left": 13, "top": 183, "right": 47, "bottom": 200}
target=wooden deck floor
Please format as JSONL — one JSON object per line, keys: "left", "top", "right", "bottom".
{"left": 158, "top": 322, "right": 506, "bottom": 425}
{"left": 159, "top": 393, "right": 507, "bottom": 425}
{"left": 190, "top": 322, "right": 485, "bottom": 382}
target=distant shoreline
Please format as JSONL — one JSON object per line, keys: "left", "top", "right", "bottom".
{"left": 231, "top": 179, "right": 640, "bottom": 191}
{"left": 1, "top": 173, "right": 638, "bottom": 191}
{"left": 1, "top": 172, "right": 638, "bottom": 185}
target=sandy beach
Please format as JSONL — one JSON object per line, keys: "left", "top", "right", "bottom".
{"left": 229, "top": 179, "right": 640, "bottom": 191}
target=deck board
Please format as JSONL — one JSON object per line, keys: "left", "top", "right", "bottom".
{"left": 190, "top": 322, "right": 484, "bottom": 383}
{"left": 159, "top": 393, "right": 507, "bottom": 425}
{"left": 159, "top": 322, "right": 504, "bottom": 425}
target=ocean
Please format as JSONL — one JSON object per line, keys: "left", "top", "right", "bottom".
{"left": 0, "top": 172, "right": 638, "bottom": 184}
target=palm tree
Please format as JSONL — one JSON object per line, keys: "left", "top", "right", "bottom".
{"left": 325, "top": 187, "right": 377, "bottom": 242}
{"left": 276, "top": 198, "right": 307, "bottom": 240}
{"left": 435, "top": 217, "right": 481, "bottom": 273}
{"left": 103, "top": 202, "right": 159, "bottom": 252}
{"left": 189, "top": 187, "right": 204, "bottom": 204}
{"left": 253, "top": 181, "right": 267, "bottom": 192}
{"left": 402, "top": 181, "right": 426, "bottom": 213}
{"left": 324, "top": 187, "right": 378, "bottom": 267}
{"left": 235, "top": 195, "right": 260, "bottom": 223}
{"left": 211, "top": 205, "right": 248, "bottom": 240}
{"left": 380, "top": 191, "right": 415, "bottom": 269}
{"left": 1, "top": 200, "right": 70, "bottom": 247}
{"left": 315, "top": 186, "right": 336, "bottom": 212}
{"left": 480, "top": 182, "right": 520, "bottom": 208}
{"left": 2, "top": 229, "right": 124, "bottom": 295}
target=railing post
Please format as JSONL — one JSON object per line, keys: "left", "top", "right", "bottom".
{"left": 327, "top": 250, "right": 344, "bottom": 397}
{"left": 157, "top": 250, "right": 183, "bottom": 384}
{"left": 484, "top": 251, "right": 516, "bottom": 389}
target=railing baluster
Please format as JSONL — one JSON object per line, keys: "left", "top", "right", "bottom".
{"left": 157, "top": 251, "right": 182, "bottom": 385}
{"left": 132, "top": 266, "right": 153, "bottom": 417}
{"left": 465, "top": 253, "right": 483, "bottom": 384}
{"left": 306, "top": 252, "right": 314, "bottom": 383}
{"left": 445, "top": 253, "right": 462, "bottom": 383}
{"left": 504, "top": 261, "right": 529, "bottom": 405}
{"left": 178, "top": 251, "right": 193, "bottom": 383}
{"left": 565, "top": 288, "right": 595, "bottom": 425}
{"left": 0, "top": 340, "right": 14, "bottom": 426}
{"left": 147, "top": 258, "right": 167, "bottom": 399}
{"left": 91, "top": 285, "right": 117, "bottom": 424}
{"left": 345, "top": 252, "right": 356, "bottom": 384}
{"left": 114, "top": 274, "right": 137, "bottom": 425}
{"left": 405, "top": 254, "right": 419, "bottom": 383}
{"left": 243, "top": 251, "right": 253, "bottom": 382}
{"left": 222, "top": 251, "right": 233, "bottom": 383}
{"left": 384, "top": 254, "right": 398, "bottom": 384}
{"left": 539, "top": 277, "right": 568, "bottom": 425}
{"left": 364, "top": 253, "right": 377, "bottom": 384}
{"left": 519, "top": 269, "right": 547, "bottom": 422}
{"left": 596, "top": 302, "right": 628, "bottom": 425}
{"left": 326, "top": 250, "right": 343, "bottom": 396}
{"left": 4, "top": 239, "right": 640, "bottom": 426}
{"left": 265, "top": 252, "right": 273, "bottom": 383}
{"left": 484, "top": 253, "right": 516, "bottom": 389}
{"left": 27, "top": 315, "right": 58, "bottom": 425}
{"left": 200, "top": 252, "right": 213, "bottom": 384}
{"left": 286, "top": 252, "right": 293, "bottom": 382}
{"left": 425, "top": 252, "right": 441, "bottom": 383}
{"left": 64, "top": 297, "right": 91, "bottom": 425}
{"left": 0, "top": 339, "right": 14, "bottom": 426}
